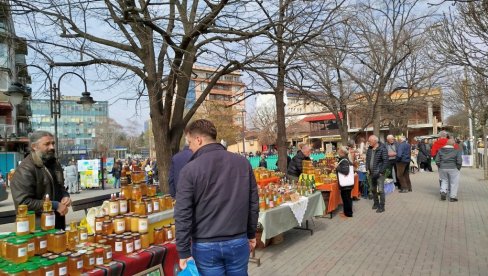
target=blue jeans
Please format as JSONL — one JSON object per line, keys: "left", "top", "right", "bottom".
{"left": 114, "top": 177, "right": 120, "bottom": 189}
{"left": 192, "top": 235, "right": 250, "bottom": 276}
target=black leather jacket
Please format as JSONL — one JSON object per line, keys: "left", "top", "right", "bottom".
{"left": 287, "top": 150, "right": 311, "bottom": 177}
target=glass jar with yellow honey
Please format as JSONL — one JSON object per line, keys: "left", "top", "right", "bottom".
{"left": 118, "top": 193, "right": 128, "bottom": 214}
{"left": 41, "top": 195, "right": 55, "bottom": 231}
{"left": 113, "top": 216, "right": 125, "bottom": 235}
{"left": 55, "top": 256, "right": 68, "bottom": 276}
{"left": 138, "top": 215, "right": 148, "bottom": 234}
{"left": 131, "top": 185, "right": 142, "bottom": 202}
{"left": 68, "top": 253, "right": 83, "bottom": 276}
{"left": 16, "top": 205, "right": 30, "bottom": 236}
{"left": 108, "top": 194, "right": 119, "bottom": 217}
{"left": 6, "top": 238, "right": 28, "bottom": 264}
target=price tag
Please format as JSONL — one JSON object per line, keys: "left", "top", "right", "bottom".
{"left": 126, "top": 243, "right": 133, "bottom": 253}
{"left": 40, "top": 240, "right": 47, "bottom": 249}
{"left": 18, "top": 247, "right": 27, "bottom": 257}
{"left": 95, "top": 222, "right": 103, "bottom": 231}
{"left": 115, "top": 242, "right": 123, "bottom": 252}
{"left": 96, "top": 257, "right": 104, "bottom": 265}
{"left": 80, "top": 233, "right": 88, "bottom": 241}
{"left": 59, "top": 266, "right": 67, "bottom": 276}
{"left": 77, "top": 260, "right": 83, "bottom": 269}
{"left": 45, "top": 270, "right": 54, "bottom": 276}
{"left": 16, "top": 221, "right": 29, "bottom": 233}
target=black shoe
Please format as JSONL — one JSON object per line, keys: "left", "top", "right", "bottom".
{"left": 372, "top": 204, "right": 379, "bottom": 210}
{"left": 449, "top": 198, "right": 458, "bottom": 202}
{"left": 408, "top": 189, "right": 412, "bottom": 192}
{"left": 376, "top": 207, "right": 385, "bottom": 213}
{"left": 440, "top": 192, "right": 446, "bottom": 201}
{"left": 399, "top": 190, "right": 408, "bottom": 193}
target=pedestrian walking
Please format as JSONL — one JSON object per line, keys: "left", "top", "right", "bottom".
{"left": 175, "top": 119, "right": 258, "bottom": 275}
{"left": 111, "top": 162, "right": 121, "bottom": 189}
{"left": 64, "top": 160, "right": 79, "bottom": 194}
{"left": 436, "top": 138, "right": 462, "bottom": 202}
{"left": 366, "top": 135, "right": 389, "bottom": 213}
{"left": 418, "top": 139, "right": 432, "bottom": 172}
{"left": 396, "top": 136, "right": 412, "bottom": 193}
{"left": 385, "top": 134, "right": 400, "bottom": 188}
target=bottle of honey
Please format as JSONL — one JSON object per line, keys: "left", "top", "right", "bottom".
{"left": 41, "top": 194, "right": 55, "bottom": 231}
{"left": 16, "top": 204, "right": 30, "bottom": 236}
{"left": 67, "top": 221, "right": 79, "bottom": 250}
{"left": 108, "top": 193, "right": 119, "bottom": 217}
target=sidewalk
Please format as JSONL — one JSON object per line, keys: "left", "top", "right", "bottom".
{"left": 249, "top": 167, "right": 488, "bottom": 276}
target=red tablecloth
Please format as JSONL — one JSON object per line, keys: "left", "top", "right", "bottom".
{"left": 351, "top": 174, "right": 360, "bottom": 199}
{"left": 84, "top": 242, "right": 179, "bottom": 276}
{"left": 316, "top": 181, "right": 341, "bottom": 214}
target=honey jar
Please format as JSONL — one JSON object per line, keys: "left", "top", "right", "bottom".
{"left": 103, "top": 245, "right": 112, "bottom": 263}
{"left": 131, "top": 185, "right": 142, "bottom": 202}
{"left": 68, "top": 253, "right": 83, "bottom": 276}
{"left": 108, "top": 194, "right": 119, "bottom": 217}
{"left": 170, "top": 223, "right": 176, "bottom": 240}
{"left": 121, "top": 185, "right": 132, "bottom": 200}
{"left": 144, "top": 198, "right": 153, "bottom": 215}
{"left": 132, "top": 233, "right": 141, "bottom": 251}
{"left": 55, "top": 256, "right": 68, "bottom": 276}
{"left": 164, "top": 195, "right": 173, "bottom": 210}
{"left": 94, "top": 215, "right": 104, "bottom": 235}
{"left": 25, "top": 234, "right": 35, "bottom": 257}
{"left": 122, "top": 236, "right": 134, "bottom": 255}
{"left": 113, "top": 216, "right": 125, "bottom": 234}
{"left": 24, "top": 262, "right": 41, "bottom": 276}
{"left": 94, "top": 248, "right": 104, "bottom": 266}
{"left": 83, "top": 250, "right": 95, "bottom": 271}
{"left": 16, "top": 205, "right": 30, "bottom": 236}
{"left": 138, "top": 215, "right": 148, "bottom": 234}
{"left": 153, "top": 227, "right": 164, "bottom": 244}
{"left": 124, "top": 213, "right": 132, "bottom": 232}
{"left": 27, "top": 211, "right": 36, "bottom": 233}
{"left": 140, "top": 233, "right": 150, "bottom": 249}
{"left": 134, "top": 201, "right": 146, "bottom": 216}
{"left": 114, "top": 235, "right": 124, "bottom": 254}
{"left": 41, "top": 195, "right": 55, "bottom": 231}
{"left": 6, "top": 238, "right": 28, "bottom": 264}
{"left": 40, "top": 259, "right": 56, "bottom": 276}
{"left": 102, "top": 221, "right": 113, "bottom": 235}
{"left": 105, "top": 234, "right": 115, "bottom": 251}
{"left": 163, "top": 225, "right": 173, "bottom": 241}
{"left": 51, "top": 231, "right": 67, "bottom": 254}
{"left": 151, "top": 197, "right": 160, "bottom": 213}
{"left": 78, "top": 227, "right": 88, "bottom": 243}
{"left": 130, "top": 215, "right": 139, "bottom": 233}
{"left": 34, "top": 232, "right": 48, "bottom": 256}
{"left": 158, "top": 196, "right": 166, "bottom": 211}
{"left": 87, "top": 234, "right": 95, "bottom": 243}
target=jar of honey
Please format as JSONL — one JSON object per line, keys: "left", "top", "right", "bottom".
{"left": 16, "top": 205, "right": 30, "bottom": 236}
{"left": 122, "top": 236, "right": 133, "bottom": 255}
{"left": 131, "top": 185, "right": 142, "bottom": 202}
{"left": 144, "top": 198, "right": 153, "bottom": 215}
{"left": 40, "top": 259, "right": 56, "bottom": 276}
{"left": 24, "top": 262, "right": 41, "bottom": 276}
{"left": 105, "top": 235, "right": 115, "bottom": 251}
{"left": 114, "top": 235, "right": 124, "bottom": 254}
{"left": 0, "top": 233, "right": 10, "bottom": 258}
{"left": 138, "top": 215, "right": 148, "bottom": 234}
{"left": 170, "top": 223, "right": 176, "bottom": 240}
{"left": 164, "top": 195, "right": 173, "bottom": 210}
{"left": 151, "top": 197, "right": 160, "bottom": 213}
{"left": 113, "top": 216, "right": 125, "bottom": 234}
{"left": 119, "top": 196, "right": 128, "bottom": 215}
{"left": 153, "top": 227, "right": 164, "bottom": 244}
{"left": 6, "top": 238, "right": 28, "bottom": 264}
{"left": 78, "top": 227, "right": 88, "bottom": 243}
{"left": 93, "top": 248, "right": 104, "bottom": 266}
{"left": 83, "top": 250, "right": 95, "bottom": 271}
{"left": 133, "top": 201, "right": 146, "bottom": 216}
{"left": 3, "top": 265, "right": 26, "bottom": 276}
{"left": 140, "top": 183, "right": 147, "bottom": 196}
{"left": 147, "top": 185, "right": 157, "bottom": 197}
{"left": 132, "top": 233, "right": 141, "bottom": 251}
{"left": 27, "top": 211, "right": 36, "bottom": 233}
{"left": 158, "top": 196, "right": 166, "bottom": 211}
{"left": 94, "top": 215, "right": 104, "bottom": 235}
{"left": 130, "top": 215, "right": 139, "bottom": 232}
{"left": 140, "top": 233, "right": 150, "bottom": 249}
{"left": 41, "top": 195, "right": 55, "bottom": 231}
{"left": 103, "top": 245, "right": 112, "bottom": 263}
{"left": 102, "top": 221, "right": 113, "bottom": 236}
{"left": 34, "top": 232, "right": 48, "bottom": 256}
{"left": 55, "top": 256, "right": 68, "bottom": 276}
{"left": 51, "top": 231, "right": 67, "bottom": 254}
{"left": 87, "top": 233, "right": 95, "bottom": 243}
{"left": 25, "top": 234, "right": 35, "bottom": 257}
{"left": 121, "top": 185, "right": 132, "bottom": 200}
{"left": 68, "top": 253, "right": 83, "bottom": 276}
{"left": 124, "top": 214, "right": 132, "bottom": 232}
{"left": 108, "top": 194, "right": 119, "bottom": 217}
{"left": 163, "top": 225, "right": 173, "bottom": 241}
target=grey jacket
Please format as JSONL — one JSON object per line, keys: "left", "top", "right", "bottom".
{"left": 435, "top": 146, "right": 462, "bottom": 170}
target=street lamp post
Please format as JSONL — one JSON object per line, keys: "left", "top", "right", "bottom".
{"left": 241, "top": 109, "right": 246, "bottom": 155}
{"left": 4, "top": 82, "right": 29, "bottom": 135}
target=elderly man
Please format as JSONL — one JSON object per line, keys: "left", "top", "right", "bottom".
{"left": 287, "top": 144, "right": 312, "bottom": 181}
{"left": 11, "top": 131, "right": 71, "bottom": 229}
{"left": 396, "top": 136, "right": 412, "bottom": 193}
{"left": 175, "top": 119, "right": 259, "bottom": 275}
{"left": 366, "top": 135, "right": 389, "bottom": 213}
{"left": 386, "top": 135, "right": 400, "bottom": 189}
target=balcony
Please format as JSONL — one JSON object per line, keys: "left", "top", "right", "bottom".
{"left": 309, "top": 128, "right": 340, "bottom": 137}
{"left": 17, "top": 102, "right": 32, "bottom": 118}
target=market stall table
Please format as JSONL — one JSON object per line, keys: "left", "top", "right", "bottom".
{"left": 316, "top": 173, "right": 360, "bottom": 218}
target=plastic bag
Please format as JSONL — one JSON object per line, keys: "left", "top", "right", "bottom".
{"left": 384, "top": 178, "right": 395, "bottom": 195}
{"left": 178, "top": 259, "right": 200, "bottom": 276}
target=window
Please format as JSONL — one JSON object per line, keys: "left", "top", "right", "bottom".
{"left": 0, "top": 43, "right": 8, "bottom": 68}
{"left": 208, "top": 94, "right": 232, "bottom": 101}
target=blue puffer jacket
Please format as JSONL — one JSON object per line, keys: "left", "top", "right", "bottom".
{"left": 396, "top": 141, "right": 411, "bottom": 164}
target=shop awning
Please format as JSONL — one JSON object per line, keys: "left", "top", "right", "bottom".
{"left": 304, "top": 112, "right": 343, "bottom": 122}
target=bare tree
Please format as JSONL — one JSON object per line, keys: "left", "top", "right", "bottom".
{"left": 251, "top": 103, "right": 278, "bottom": 147}
{"left": 12, "top": 1, "right": 270, "bottom": 192}
{"left": 194, "top": 101, "right": 241, "bottom": 145}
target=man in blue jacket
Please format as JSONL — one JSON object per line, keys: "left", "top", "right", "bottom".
{"left": 175, "top": 119, "right": 259, "bottom": 275}
{"left": 168, "top": 145, "right": 192, "bottom": 198}
{"left": 396, "top": 136, "right": 412, "bottom": 193}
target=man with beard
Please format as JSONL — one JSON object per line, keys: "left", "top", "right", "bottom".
{"left": 11, "top": 131, "right": 71, "bottom": 229}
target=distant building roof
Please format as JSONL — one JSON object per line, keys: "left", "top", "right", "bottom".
{"left": 304, "top": 112, "right": 343, "bottom": 122}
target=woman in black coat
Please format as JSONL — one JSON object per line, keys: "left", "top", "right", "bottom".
{"left": 418, "top": 139, "right": 432, "bottom": 172}
{"left": 336, "top": 146, "right": 354, "bottom": 217}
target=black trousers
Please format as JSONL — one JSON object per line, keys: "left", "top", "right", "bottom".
{"left": 340, "top": 188, "right": 353, "bottom": 217}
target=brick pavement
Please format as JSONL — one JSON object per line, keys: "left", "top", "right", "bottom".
{"left": 249, "top": 167, "right": 488, "bottom": 276}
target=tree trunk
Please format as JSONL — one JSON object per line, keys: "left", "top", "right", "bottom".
{"left": 484, "top": 125, "right": 488, "bottom": 180}
{"left": 373, "top": 96, "right": 382, "bottom": 137}
{"left": 276, "top": 0, "right": 288, "bottom": 174}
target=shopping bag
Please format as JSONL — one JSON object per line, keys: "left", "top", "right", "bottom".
{"left": 178, "top": 259, "right": 200, "bottom": 276}
{"left": 384, "top": 178, "right": 395, "bottom": 195}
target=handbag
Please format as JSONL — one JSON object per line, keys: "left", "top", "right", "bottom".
{"left": 338, "top": 159, "right": 355, "bottom": 187}
{"left": 178, "top": 259, "right": 200, "bottom": 276}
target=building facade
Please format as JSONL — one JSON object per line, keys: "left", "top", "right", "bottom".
{"left": 31, "top": 97, "right": 109, "bottom": 162}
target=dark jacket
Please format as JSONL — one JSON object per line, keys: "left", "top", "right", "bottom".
{"left": 366, "top": 142, "right": 389, "bottom": 178}
{"left": 417, "top": 143, "right": 430, "bottom": 164}
{"left": 287, "top": 151, "right": 311, "bottom": 177}
{"left": 259, "top": 158, "right": 267, "bottom": 168}
{"left": 168, "top": 146, "right": 193, "bottom": 198}
{"left": 336, "top": 157, "right": 353, "bottom": 190}
{"left": 436, "top": 146, "right": 462, "bottom": 170}
{"left": 396, "top": 141, "right": 411, "bottom": 163}
{"left": 111, "top": 165, "right": 121, "bottom": 179}
{"left": 10, "top": 153, "right": 70, "bottom": 229}
{"left": 175, "top": 143, "right": 259, "bottom": 259}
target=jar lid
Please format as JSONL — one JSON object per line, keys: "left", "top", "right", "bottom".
{"left": 164, "top": 225, "right": 171, "bottom": 228}
{"left": 4, "top": 266, "right": 23, "bottom": 273}
{"left": 132, "top": 214, "right": 139, "bottom": 218}
{"left": 55, "top": 256, "right": 68, "bottom": 263}
{"left": 24, "top": 262, "right": 40, "bottom": 271}
{"left": 55, "top": 230, "right": 66, "bottom": 235}
{"left": 131, "top": 233, "right": 140, "bottom": 237}
{"left": 115, "top": 235, "right": 124, "bottom": 239}
{"left": 108, "top": 234, "right": 117, "bottom": 238}
{"left": 139, "top": 215, "right": 148, "bottom": 219}
{"left": 154, "top": 227, "right": 162, "bottom": 231}
{"left": 29, "top": 256, "right": 42, "bottom": 263}
{"left": 41, "top": 252, "right": 54, "bottom": 258}
{"left": 9, "top": 238, "right": 28, "bottom": 245}
{"left": 47, "top": 254, "right": 59, "bottom": 260}
{"left": 78, "top": 250, "right": 87, "bottom": 254}
{"left": 70, "top": 252, "right": 81, "bottom": 258}
{"left": 115, "top": 215, "right": 123, "bottom": 219}
{"left": 27, "top": 210, "right": 35, "bottom": 215}
{"left": 123, "top": 232, "right": 132, "bottom": 236}
{"left": 98, "top": 239, "right": 107, "bottom": 244}
{"left": 103, "top": 220, "right": 112, "bottom": 223}
{"left": 33, "top": 232, "right": 47, "bottom": 237}
{"left": 122, "top": 236, "right": 132, "bottom": 240}
{"left": 86, "top": 250, "right": 94, "bottom": 255}
{"left": 24, "top": 234, "right": 34, "bottom": 239}
{"left": 60, "top": 251, "right": 72, "bottom": 257}
{"left": 94, "top": 248, "right": 104, "bottom": 253}
{"left": 40, "top": 259, "right": 55, "bottom": 266}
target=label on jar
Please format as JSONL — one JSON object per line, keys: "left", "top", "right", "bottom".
{"left": 28, "top": 242, "right": 35, "bottom": 252}
{"left": 134, "top": 239, "right": 141, "bottom": 250}
{"left": 106, "top": 251, "right": 112, "bottom": 259}
{"left": 89, "top": 257, "right": 95, "bottom": 265}
{"left": 167, "top": 231, "right": 173, "bottom": 240}
{"left": 138, "top": 220, "right": 148, "bottom": 232}
{"left": 18, "top": 246, "right": 27, "bottom": 257}
{"left": 45, "top": 214, "right": 55, "bottom": 227}
{"left": 126, "top": 243, "right": 133, "bottom": 253}
{"left": 153, "top": 201, "right": 160, "bottom": 211}
{"left": 120, "top": 201, "right": 128, "bottom": 213}
{"left": 147, "top": 204, "right": 152, "bottom": 213}
{"left": 45, "top": 270, "right": 54, "bottom": 276}
{"left": 40, "top": 240, "right": 47, "bottom": 249}
{"left": 95, "top": 221, "right": 103, "bottom": 231}
{"left": 16, "top": 220, "right": 29, "bottom": 233}
{"left": 80, "top": 233, "right": 88, "bottom": 241}
{"left": 116, "top": 221, "right": 125, "bottom": 232}
{"left": 77, "top": 260, "right": 83, "bottom": 269}
{"left": 110, "top": 203, "right": 119, "bottom": 214}
{"left": 96, "top": 257, "right": 104, "bottom": 265}
{"left": 115, "top": 241, "right": 123, "bottom": 252}
{"left": 59, "top": 266, "right": 67, "bottom": 276}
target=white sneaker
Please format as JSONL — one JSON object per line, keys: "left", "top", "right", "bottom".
{"left": 420, "top": 169, "right": 424, "bottom": 172}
